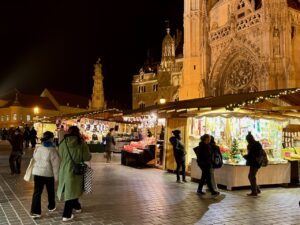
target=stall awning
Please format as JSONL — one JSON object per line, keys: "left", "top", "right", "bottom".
{"left": 125, "top": 88, "right": 300, "bottom": 117}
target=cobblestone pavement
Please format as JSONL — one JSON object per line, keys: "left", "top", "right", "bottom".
{"left": 1, "top": 141, "right": 300, "bottom": 225}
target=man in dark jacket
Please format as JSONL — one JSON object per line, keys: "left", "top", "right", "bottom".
{"left": 169, "top": 130, "right": 186, "bottom": 183}
{"left": 23, "top": 125, "right": 30, "bottom": 148}
{"left": 8, "top": 128, "right": 23, "bottom": 175}
{"left": 195, "top": 134, "right": 219, "bottom": 196}
{"left": 244, "top": 132, "right": 262, "bottom": 196}
{"left": 30, "top": 127, "right": 37, "bottom": 149}
{"left": 105, "top": 128, "right": 116, "bottom": 163}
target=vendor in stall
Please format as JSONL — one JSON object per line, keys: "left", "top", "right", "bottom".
{"left": 92, "top": 132, "right": 98, "bottom": 141}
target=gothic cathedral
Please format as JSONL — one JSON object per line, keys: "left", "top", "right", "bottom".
{"left": 180, "top": 0, "right": 300, "bottom": 100}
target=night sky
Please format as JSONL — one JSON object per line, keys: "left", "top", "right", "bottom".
{"left": 0, "top": 0, "right": 183, "bottom": 108}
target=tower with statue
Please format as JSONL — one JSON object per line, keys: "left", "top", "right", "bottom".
{"left": 90, "top": 58, "right": 106, "bottom": 110}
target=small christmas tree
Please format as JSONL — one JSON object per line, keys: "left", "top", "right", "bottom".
{"left": 231, "top": 138, "right": 239, "bottom": 158}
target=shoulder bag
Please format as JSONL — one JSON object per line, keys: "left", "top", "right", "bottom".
{"left": 65, "top": 139, "right": 86, "bottom": 175}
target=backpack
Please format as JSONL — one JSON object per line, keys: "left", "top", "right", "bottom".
{"left": 212, "top": 146, "right": 223, "bottom": 169}
{"left": 256, "top": 148, "right": 268, "bottom": 167}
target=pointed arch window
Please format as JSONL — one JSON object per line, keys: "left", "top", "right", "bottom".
{"left": 139, "top": 102, "right": 146, "bottom": 109}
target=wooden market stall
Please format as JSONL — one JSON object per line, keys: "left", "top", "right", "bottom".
{"left": 153, "top": 88, "right": 300, "bottom": 189}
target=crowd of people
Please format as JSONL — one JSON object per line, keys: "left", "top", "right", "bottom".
{"left": 0, "top": 125, "right": 38, "bottom": 175}
{"left": 169, "top": 130, "right": 263, "bottom": 197}
{"left": 0, "top": 125, "right": 92, "bottom": 222}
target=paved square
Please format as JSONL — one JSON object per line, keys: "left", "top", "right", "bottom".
{"left": 1, "top": 141, "right": 300, "bottom": 225}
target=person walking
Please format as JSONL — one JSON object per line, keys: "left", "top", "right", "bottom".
{"left": 30, "top": 131, "right": 60, "bottom": 219}
{"left": 169, "top": 130, "right": 187, "bottom": 183}
{"left": 195, "top": 134, "right": 219, "bottom": 196}
{"left": 210, "top": 136, "right": 223, "bottom": 192}
{"left": 30, "top": 127, "right": 37, "bottom": 149}
{"left": 105, "top": 128, "right": 115, "bottom": 163}
{"left": 244, "top": 132, "right": 262, "bottom": 197}
{"left": 8, "top": 128, "right": 23, "bottom": 175}
{"left": 23, "top": 125, "right": 31, "bottom": 148}
{"left": 57, "top": 126, "right": 91, "bottom": 222}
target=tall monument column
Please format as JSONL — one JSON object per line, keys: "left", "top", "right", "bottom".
{"left": 90, "top": 58, "right": 105, "bottom": 110}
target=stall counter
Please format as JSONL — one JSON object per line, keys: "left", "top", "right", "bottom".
{"left": 191, "top": 158, "right": 291, "bottom": 190}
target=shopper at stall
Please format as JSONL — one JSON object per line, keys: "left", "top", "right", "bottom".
{"left": 57, "top": 126, "right": 91, "bottom": 222}
{"left": 30, "top": 127, "right": 37, "bottom": 149}
{"left": 8, "top": 128, "right": 23, "bottom": 175}
{"left": 30, "top": 131, "right": 60, "bottom": 219}
{"left": 105, "top": 128, "right": 116, "bottom": 163}
{"left": 169, "top": 130, "right": 187, "bottom": 183}
{"left": 195, "top": 134, "right": 219, "bottom": 196}
{"left": 210, "top": 136, "right": 223, "bottom": 191}
{"left": 244, "top": 132, "right": 262, "bottom": 197}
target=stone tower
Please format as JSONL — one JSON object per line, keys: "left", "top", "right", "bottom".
{"left": 161, "top": 21, "right": 176, "bottom": 71}
{"left": 179, "top": 0, "right": 209, "bottom": 100}
{"left": 90, "top": 58, "right": 105, "bottom": 110}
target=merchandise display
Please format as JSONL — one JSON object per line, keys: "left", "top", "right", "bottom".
{"left": 187, "top": 116, "right": 289, "bottom": 165}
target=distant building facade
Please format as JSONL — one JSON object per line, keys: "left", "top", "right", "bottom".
{"left": 132, "top": 26, "right": 183, "bottom": 109}
{"left": 0, "top": 89, "right": 90, "bottom": 128}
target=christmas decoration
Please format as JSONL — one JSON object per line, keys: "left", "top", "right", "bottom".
{"left": 225, "top": 88, "right": 300, "bottom": 111}
{"left": 231, "top": 138, "right": 239, "bottom": 158}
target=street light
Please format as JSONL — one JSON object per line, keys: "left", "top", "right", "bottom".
{"left": 33, "top": 107, "right": 39, "bottom": 114}
{"left": 159, "top": 98, "right": 166, "bottom": 104}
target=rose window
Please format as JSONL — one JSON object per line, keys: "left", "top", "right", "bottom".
{"left": 225, "top": 59, "right": 254, "bottom": 91}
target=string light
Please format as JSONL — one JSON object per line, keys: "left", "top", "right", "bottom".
{"left": 225, "top": 88, "right": 300, "bottom": 111}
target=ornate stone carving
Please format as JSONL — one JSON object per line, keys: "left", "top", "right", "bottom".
{"left": 207, "top": 38, "right": 268, "bottom": 96}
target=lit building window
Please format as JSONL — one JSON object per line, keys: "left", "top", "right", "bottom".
{"left": 139, "top": 102, "right": 145, "bottom": 109}
{"left": 20, "top": 115, "right": 23, "bottom": 121}
{"left": 27, "top": 115, "right": 31, "bottom": 121}
{"left": 13, "top": 114, "right": 17, "bottom": 121}
{"left": 153, "top": 84, "right": 158, "bottom": 92}
{"left": 1, "top": 116, "right": 4, "bottom": 121}
{"left": 6, "top": 115, "right": 9, "bottom": 121}
{"left": 138, "top": 86, "right": 146, "bottom": 93}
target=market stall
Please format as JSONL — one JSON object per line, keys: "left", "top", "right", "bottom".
{"left": 158, "top": 88, "right": 300, "bottom": 189}
{"left": 121, "top": 113, "right": 166, "bottom": 168}
{"left": 52, "top": 109, "right": 140, "bottom": 154}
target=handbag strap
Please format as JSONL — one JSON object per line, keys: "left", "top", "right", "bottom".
{"left": 65, "top": 138, "right": 83, "bottom": 164}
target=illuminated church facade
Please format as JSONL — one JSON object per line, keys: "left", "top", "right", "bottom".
{"left": 132, "top": 0, "right": 300, "bottom": 109}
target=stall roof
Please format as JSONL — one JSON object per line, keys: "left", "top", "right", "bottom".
{"left": 125, "top": 88, "right": 300, "bottom": 116}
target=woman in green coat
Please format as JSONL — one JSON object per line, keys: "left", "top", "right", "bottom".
{"left": 57, "top": 126, "right": 91, "bottom": 222}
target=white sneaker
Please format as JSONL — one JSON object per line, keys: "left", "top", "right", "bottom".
{"left": 62, "top": 214, "right": 74, "bottom": 222}
{"left": 30, "top": 214, "right": 41, "bottom": 219}
{"left": 74, "top": 209, "right": 82, "bottom": 213}
{"left": 48, "top": 207, "right": 56, "bottom": 212}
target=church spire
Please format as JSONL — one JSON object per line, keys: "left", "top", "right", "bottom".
{"left": 160, "top": 20, "right": 175, "bottom": 70}
{"left": 90, "top": 58, "right": 105, "bottom": 110}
